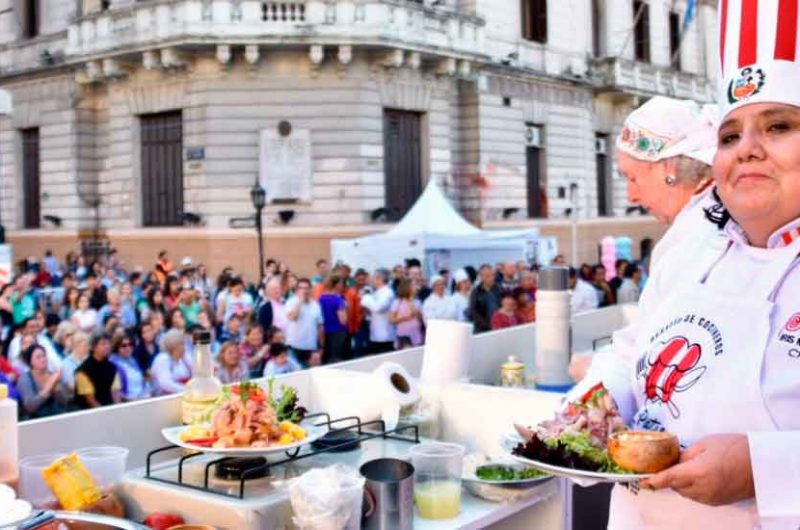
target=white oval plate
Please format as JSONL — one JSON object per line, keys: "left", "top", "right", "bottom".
{"left": 462, "top": 453, "right": 552, "bottom": 486}
{"left": 161, "top": 421, "right": 329, "bottom": 456}
{"left": 502, "top": 434, "right": 652, "bottom": 484}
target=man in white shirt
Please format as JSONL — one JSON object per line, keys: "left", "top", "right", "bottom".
{"left": 569, "top": 267, "right": 599, "bottom": 315}
{"left": 422, "top": 275, "right": 455, "bottom": 323}
{"left": 285, "top": 278, "right": 323, "bottom": 367}
{"left": 361, "top": 268, "right": 396, "bottom": 354}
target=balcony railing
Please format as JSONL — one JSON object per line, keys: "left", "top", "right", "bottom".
{"left": 65, "top": 0, "right": 486, "bottom": 59}
{"left": 590, "top": 57, "right": 714, "bottom": 102}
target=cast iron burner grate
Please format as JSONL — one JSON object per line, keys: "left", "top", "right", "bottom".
{"left": 144, "top": 412, "right": 420, "bottom": 500}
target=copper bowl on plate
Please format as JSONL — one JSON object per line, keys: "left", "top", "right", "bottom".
{"left": 608, "top": 431, "right": 679, "bottom": 474}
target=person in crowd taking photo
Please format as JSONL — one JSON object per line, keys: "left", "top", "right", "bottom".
{"left": 318, "top": 275, "right": 348, "bottom": 364}
{"left": 285, "top": 279, "right": 323, "bottom": 368}
{"left": 361, "top": 268, "right": 396, "bottom": 354}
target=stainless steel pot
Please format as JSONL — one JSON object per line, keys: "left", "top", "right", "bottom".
{"left": 359, "top": 458, "right": 414, "bottom": 530}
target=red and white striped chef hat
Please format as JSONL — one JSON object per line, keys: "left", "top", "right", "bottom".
{"left": 719, "top": 0, "right": 800, "bottom": 117}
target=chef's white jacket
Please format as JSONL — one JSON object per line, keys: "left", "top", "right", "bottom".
{"left": 588, "top": 216, "right": 800, "bottom": 528}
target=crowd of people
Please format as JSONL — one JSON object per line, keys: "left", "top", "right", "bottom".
{"left": 0, "top": 248, "right": 644, "bottom": 420}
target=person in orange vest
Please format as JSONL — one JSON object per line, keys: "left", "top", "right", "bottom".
{"left": 153, "top": 250, "right": 174, "bottom": 287}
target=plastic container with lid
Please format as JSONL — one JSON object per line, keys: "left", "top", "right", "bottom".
{"left": 0, "top": 383, "right": 18, "bottom": 485}
{"left": 75, "top": 447, "right": 129, "bottom": 490}
{"left": 19, "top": 453, "right": 65, "bottom": 508}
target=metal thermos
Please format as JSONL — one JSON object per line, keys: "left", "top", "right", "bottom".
{"left": 534, "top": 266, "right": 573, "bottom": 392}
{"left": 360, "top": 458, "right": 414, "bottom": 530}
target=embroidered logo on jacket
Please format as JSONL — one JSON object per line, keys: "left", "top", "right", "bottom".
{"left": 638, "top": 336, "right": 707, "bottom": 419}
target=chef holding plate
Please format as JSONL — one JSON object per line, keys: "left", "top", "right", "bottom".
{"left": 578, "top": 1, "right": 800, "bottom": 528}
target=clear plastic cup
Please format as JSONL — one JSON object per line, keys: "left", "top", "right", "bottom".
{"left": 18, "top": 453, "right": 65, "bottom": 508}
{"left": 408, "top": 442, "right": 465, "bottom": 520}
{"left": 75, "top": 446, "right": 129, "bottom": 490}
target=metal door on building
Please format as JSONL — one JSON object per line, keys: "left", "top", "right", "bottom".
{"left": 141, "top": 111, "right": 184, "bottom": 227}
{"left": 21, "top": 128, "right": 40, "bottom": 229}
{"left": 525, "top": 124, "right": 545, "bottom": 218}
{"left": 383, "top": 109, "right": 423, "bottom": 221}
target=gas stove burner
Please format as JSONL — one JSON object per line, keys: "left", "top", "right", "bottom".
{"left": 214, "top": 457, "right": 269, "bottom": 481}
{"left": 311, "top": 430, "right": 362, "bottom": 452}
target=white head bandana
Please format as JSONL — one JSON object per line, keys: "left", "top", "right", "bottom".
{"left": 616, "top": 96, "right": 719, "bottom": 165}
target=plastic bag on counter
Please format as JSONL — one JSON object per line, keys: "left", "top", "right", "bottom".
{"left": 288, "top": 464, "right": 365, "bottom": 530}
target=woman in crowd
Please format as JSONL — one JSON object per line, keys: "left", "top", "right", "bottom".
{"left": 74, "top": 334, "right": 121, "bottom": 409}
{"left": 177, "top": 287, "right": 203, "bottom": 328}
{"left": 17, "top": 344, "right": 68, "bottom": 419}
{"left": 390, "top": 279, "right": 423, "bottom": 348}
{"left": 58, "top": 287, "right": 80, "bottom": 322}
{"left": 490, "top": 291, "right": 519, "bottom": 330}
{"left": 239, "top": 324, "right": 270, "bottom": 378}
{"left": 318, "top": 275, "right": 348, "bottom": 364}
{"left": 151, "top": 328, "right": 192, "bottom": 395}
{"left": 133, "top": 320, "right": 160, "bottom": 375}
{"left": 52, "top": 321, "right": 76, "bottom": 358}
{"left": 163, "top": 277, "right": 182, "bottom": 311}
{"left": 214, "top": 340, "right": 249, "bottom": 385}
{"left": 110, "top": 332, "right": 149, "bottom": 402}
{"left": 61, "top": 331, "right": 89, "bottom": 394}
{"left": 513, "top": 287, "right": 536, "bottom": 324}
{"left": 139, "top": 285, "right": 166, "bottom": 323}
{"left": 217, "top": 277, "right": 254, "bottom": 326}
{"left": 71, "top": 293, "right": 98, "bottom": 334}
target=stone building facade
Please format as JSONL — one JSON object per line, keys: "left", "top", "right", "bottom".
{"left": 0, "top": 0, "right": 717, "bottom": 275}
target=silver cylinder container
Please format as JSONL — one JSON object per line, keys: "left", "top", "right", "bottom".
{"left": 360, "top": 458, "right": 415, "bottom": 530}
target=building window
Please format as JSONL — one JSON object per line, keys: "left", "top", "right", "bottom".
{"left": 140, "top": 111, "right": 184, "bottom": 227}
{"left": 595, "top": 133, "right": 612, "bottom": 216}
{"left": 525, "top": 123, "right": 546, "bottom": 219}
{"left": 383, "top": 109, "right": 423, "bottom": 221}
{"left": 592, "top": 0, "right": 603, "bottom": 57}
{"left": 21, "top": 0, "right": 38, "bottom": 39}
{"left": 669, "top": 11, "right": 682, "bottom": 70}
{"left": 21, "top": 128, "right": 40, "bottom": 229}
{"left": 633, "top": 0, "right": 650, "bottom": 63}
{"left": 521, "top": 0, "right": 547, "bottom": 44}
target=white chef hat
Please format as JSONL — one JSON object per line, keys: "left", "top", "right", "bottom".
{"left": 616, "top": 96, "right": 719, "bottom": 165}
{"left": 719, "top": 0, "right": 800, "bottom": 118}
{"left": 453, "top": 269, "right": 470, "bottom": 284}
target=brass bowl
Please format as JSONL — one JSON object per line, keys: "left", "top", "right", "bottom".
{"left": 608, "top": 431, "right": 680, "bottom": 474}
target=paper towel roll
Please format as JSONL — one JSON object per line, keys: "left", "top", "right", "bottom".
{"left": 372, "top": 362, "right": 420, "bottom": 406}
{"left": 420, "top": 320, "right": 473, "bottom": 383}
{"left": 373, "top": 363, "right": 420, "bottom": 431}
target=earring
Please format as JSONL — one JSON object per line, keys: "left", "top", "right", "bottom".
{"left": 664, "top": 174, "right": 677, "bottom": 186}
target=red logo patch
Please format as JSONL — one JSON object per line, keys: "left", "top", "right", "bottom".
{"left": 641, "top": 336, "right": 707, "bottom": 419}
{"left": 786, "top": 313, "right": 800, "bottom": 333}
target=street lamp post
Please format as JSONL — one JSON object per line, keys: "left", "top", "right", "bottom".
{"left": 250, "top": 179, "right": 267, "bottom": 287}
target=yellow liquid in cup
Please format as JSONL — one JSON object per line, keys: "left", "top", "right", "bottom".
{"left": 414, "top": 480, "right": 461, "bottom": 519}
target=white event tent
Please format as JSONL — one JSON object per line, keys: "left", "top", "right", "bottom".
{"left": 331, "top": 180, "right": 554, "bottom": 277}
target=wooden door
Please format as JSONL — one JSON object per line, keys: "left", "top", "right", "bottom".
{"left": 383, "top": 109, "right": 423, "bottom": 221}
{"left": 141, "top": 111, "right": 184, "bottom": 227}
{"left": 21, "top": 128, "right": 40, "bottom": 229}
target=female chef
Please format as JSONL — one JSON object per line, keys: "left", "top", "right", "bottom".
{"left": 598, "top": 1, "right": 800, "bottom": 528}
{"left": 570, "top": 96, "right": 724, "bottom": 382}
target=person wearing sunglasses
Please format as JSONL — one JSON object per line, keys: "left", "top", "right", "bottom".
{"left": 110, "top": 331, "right": 150, "bottom": 402}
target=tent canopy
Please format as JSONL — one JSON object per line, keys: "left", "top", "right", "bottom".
{"left": 331, "top": 180, "right": 550, "bottom": 274}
